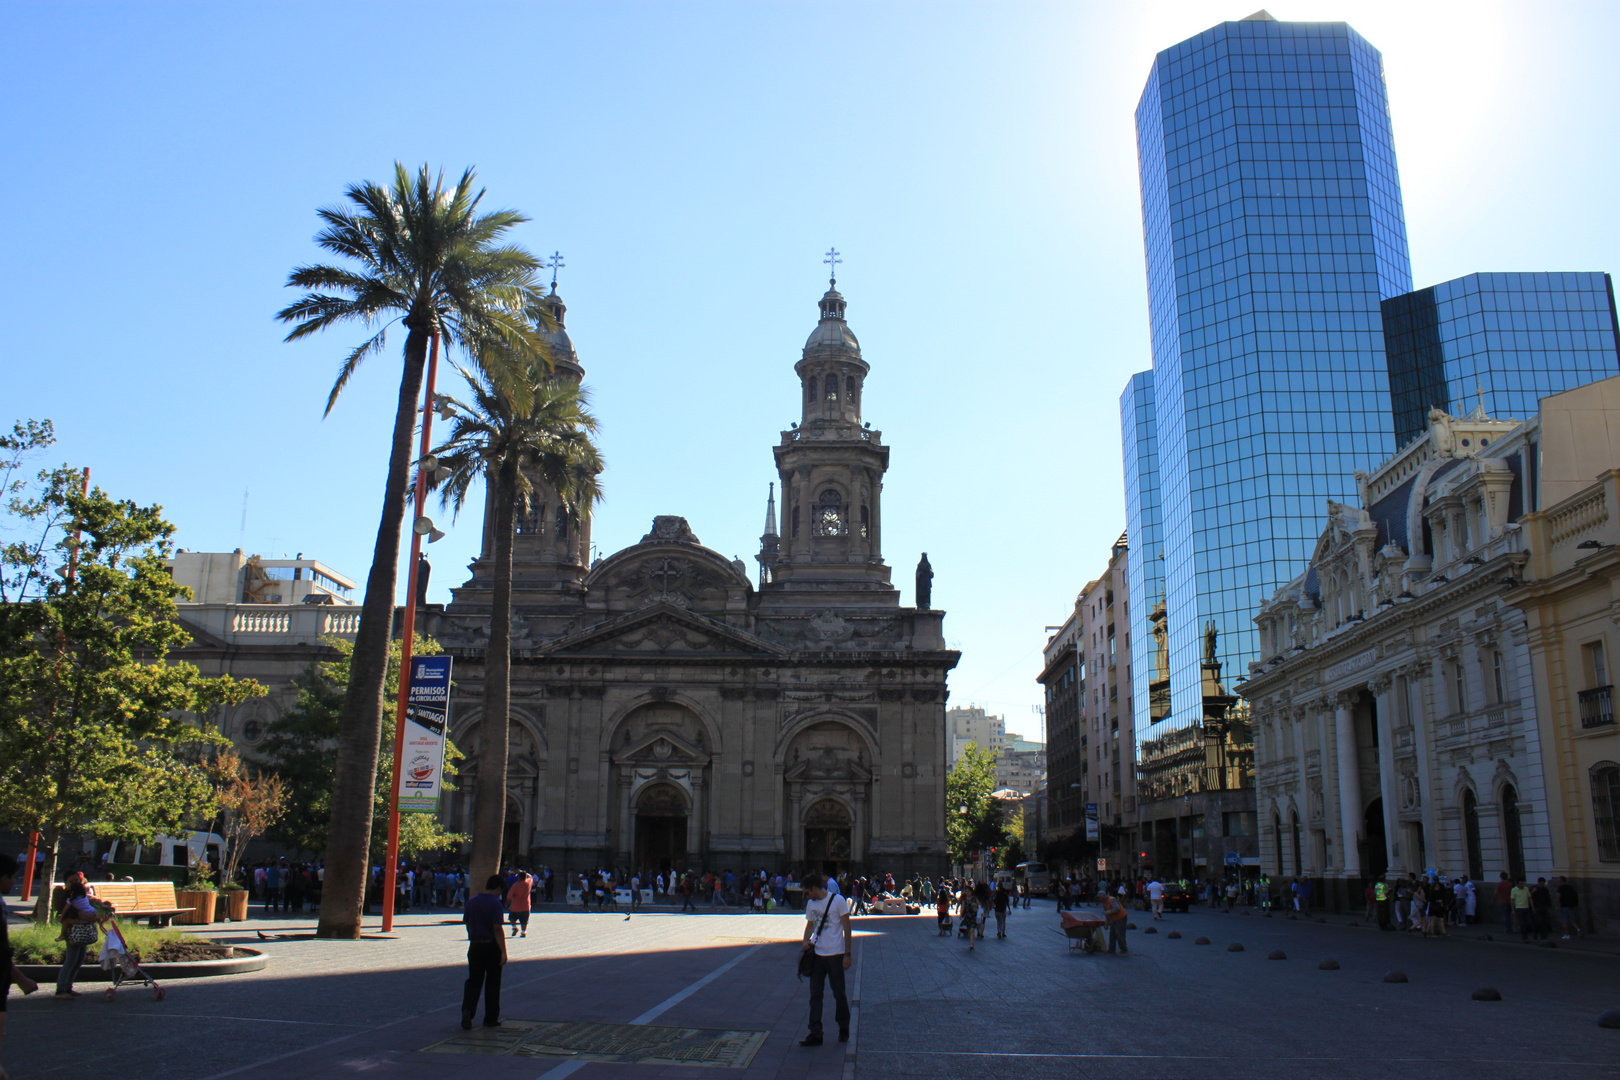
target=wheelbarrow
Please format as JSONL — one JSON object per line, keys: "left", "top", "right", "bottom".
{"left": 1059, "top": 910, "right": 1106, "bottom": 953}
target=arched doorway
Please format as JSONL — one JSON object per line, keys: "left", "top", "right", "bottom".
{"left": 635, "top": 783, "right": 688, "bottom": 875}
{"left": 1290, "top": 811, "right": 1303, "bottom": 878}
{"left": 1501, "top": 784, "right": 1526, "bottom": 881}
{"left": 1462, "top": 789, "right": 1484, "bottom": 879}
{"left": 804, "top": 799, "right": 853, "bottom": 877}
{"left": 1363, "top": 798, "right": 1388, "bottom": 878}
{"left": 503, "top": 794, "right": 523, "bottom": 867}
{"left": 1272, "top": 812, "right": 1285, "bottom": 875}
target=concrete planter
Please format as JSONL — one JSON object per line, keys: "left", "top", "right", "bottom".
{"left": 20, "top": 946, "right": 268, "bottom": 982}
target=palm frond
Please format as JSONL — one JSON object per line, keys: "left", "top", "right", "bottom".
{"left": 324, "top": 327, "right": 391, "bottom": 416}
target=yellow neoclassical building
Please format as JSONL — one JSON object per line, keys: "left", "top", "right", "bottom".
{"left": 1507, "top": 380, "right": 1620, "bottom": 936}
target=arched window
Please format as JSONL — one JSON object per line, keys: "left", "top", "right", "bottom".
{"left": 846, "top": 375, "right": 856, "bottom": 401}
{"left": 555, "top": 504, "right": 568, "bottom": 540}
{"left": 859, "top": 505, "right": 870, "bottom": 538}
{"left": 813, "top": 489, "right": 846, "bottom": 536}
{"left": 826, "top": 372, "right": 838, "bottom": 400}
{"left": 791, "top": 505, "right": 800, "bottom": 539}
{"left": 1593, "top": 761, "right": 1620, "bottom": 862}
{"left": 807, "top": 376, "right": 817, "bottom": 404}
{"left": 1501, "top": 784, "right": 1526, "bottom": 881}
{"left": 1462, "top": 788, "right": 1484, "bottom": 879}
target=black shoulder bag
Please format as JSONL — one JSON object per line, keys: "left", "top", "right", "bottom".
{"left": 797, "top": 897, "right": 833, "bottom": 979}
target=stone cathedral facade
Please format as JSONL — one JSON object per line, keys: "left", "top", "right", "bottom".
{"left": 430, "top": 279, "right": 958, "bottom": 880}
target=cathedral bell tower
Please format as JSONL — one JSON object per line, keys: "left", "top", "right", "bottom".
{"left": 762, "top": 271, "right": 892, "bottom": 592}
{"left": 460, "top": 282, "right": 594, "bottom": 604}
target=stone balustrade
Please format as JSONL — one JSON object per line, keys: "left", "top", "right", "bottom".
{"left": 177, "top": 603, "right": 365, "bottom": 645}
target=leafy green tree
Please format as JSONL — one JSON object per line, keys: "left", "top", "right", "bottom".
{"left": 277, "top": 164, "right": 551, "bottom": 938}
{"left": 0, "top": 481, "right": 261, "bottom": 919}
{"left": 431, "top": 359, "right": 601, "bottom": 884}
{"left": 0, "top": 419, "right": 78, "bottom": 604}
{"left": 945, "top": 744, "right": 1005, "bottom": 866}
{"left": 256, "top": 635, "right": 466, "bottom": 863}
{"left": 1000, "top": 807, "right": 1027, "bottom": 868}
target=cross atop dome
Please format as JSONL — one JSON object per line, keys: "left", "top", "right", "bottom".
{"left": 823, "top": 247, "right": 841, "bottom": 286}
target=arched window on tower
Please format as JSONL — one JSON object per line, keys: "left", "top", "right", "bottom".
{"left": 791, "top": 504, "right": 800, "bottom": 539}
{"left": 555, "top": 505, "right": 568, "bottom": 540}
{"left": 846, "top": 375, "right": 856, "bottom": 402}
{"left": 825, "top": 372, "right": 837, "bottom": 400}
{"left": 860, "top": 504, "right": 870, "bottom": 539}
{"left": 813, "top": 489, "right": 846, "bottom": 536}
{"left": 807, "top": 376, "right": 817, "bottom": 404}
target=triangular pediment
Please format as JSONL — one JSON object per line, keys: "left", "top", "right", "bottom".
{"left": 539, "top": 603, "right": 788, "bottom": 658}
{"left": 614, "top": 727, "right": 709, "bottom": 766}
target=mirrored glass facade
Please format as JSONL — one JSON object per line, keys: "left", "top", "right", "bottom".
{"left": 1384, "top": 272, "right": 1620, "bottom": 445}
{"left": 1135, "top": 17, "right": 1411, "bottom": 741}
{"left": 1121, "top": 370, "right": 1164, "bottom": 740}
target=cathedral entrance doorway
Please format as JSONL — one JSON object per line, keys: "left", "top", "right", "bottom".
{"left": 1362, "top": 798, "right": 1388, "bottom": 879}
{"left": 804, "top": 799, "right": 853, "bottom": 877}
{"left": 634, "top": 783, "right": 688, "bottom": 876}
{"left": 503, "top": 795, "right": 523, "bottom": 866}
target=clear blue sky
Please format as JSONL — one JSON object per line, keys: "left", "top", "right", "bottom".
{"left": 5, "top": 2, "right": 1617, "bottom": 738}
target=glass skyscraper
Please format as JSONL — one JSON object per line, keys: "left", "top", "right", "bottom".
{"left": 1121, "top": 371, "right": 1163, "bottom": 736}
{"left": 1132, "top": 14, "right": 1411, "bottom": 736}
{"left": 1384, "top": 272, "right": 1620, "bottom": 445}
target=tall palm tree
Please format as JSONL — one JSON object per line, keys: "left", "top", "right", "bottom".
{"left": 432, "top": 359, "right": 603, "bottom": 886}
{"left": 277, "top": 164, "right": 549, "bottom": 938}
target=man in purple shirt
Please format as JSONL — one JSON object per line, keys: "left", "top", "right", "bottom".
{"left": 461, "top": 875, "right": 508, "bottom": 1029}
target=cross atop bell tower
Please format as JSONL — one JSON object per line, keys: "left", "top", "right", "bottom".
{"left": 763, "top": 274, "right": 893, "bottom": 595}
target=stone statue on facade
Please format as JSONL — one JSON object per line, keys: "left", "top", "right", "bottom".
{"left": 915, "top": 553, "right": 934, "bottom": 609}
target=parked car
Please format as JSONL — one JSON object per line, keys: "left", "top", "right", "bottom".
{"left": 1162, "top": 881, "right": 1192, "bottom": 913}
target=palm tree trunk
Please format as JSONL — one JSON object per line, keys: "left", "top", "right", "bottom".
{"left": 469, "top": 457, "right": 517, "bottom": 887}
{"left": 316, "top": 323, "right": 429, "bottom": 939}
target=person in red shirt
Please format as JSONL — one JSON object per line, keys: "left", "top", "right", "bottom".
{"left": 507, "top": 872, "right": 532, "bottom": 938}
{"left": 1492, "top": 871, "right": 1513, "bottom": 933}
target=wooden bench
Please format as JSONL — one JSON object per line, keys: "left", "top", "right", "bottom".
{"left": 86, "top": 882, "right": 193, "bottom": 928}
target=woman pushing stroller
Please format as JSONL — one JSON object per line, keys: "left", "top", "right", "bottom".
{"left": 91, "top": 902, "right": 164, "bottom": 1002}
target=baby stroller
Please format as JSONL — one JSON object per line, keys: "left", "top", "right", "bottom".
{"left": 1060, "top": 910, "right": 1106, "bottom": 954}
{"left": 99, "top": 921, "right": 164, "bottom": 1002}
{"left": 936, "top": 908, "right": 953, "bottom": 935}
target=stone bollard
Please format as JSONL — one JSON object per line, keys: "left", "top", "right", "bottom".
{"left": 1143, "top": 926, "right": 1158, "bottom": 934}
{"left": 1268, "top": 950, "right": 1286, "bottom": 960}
{"left": 1167, "top": 931, "right": 1182, "bottom": 939}
{"left": 1227, "top": 943, "right": 1245, "bottom": 952}
{"left": 1194, "top": 936, "right": 1211, "bottom": 945}
{"left": 1598, "top": 1010, "right": 1620, "bottom": 1029}
{"left": 1318, "top": 959, "right": 1340, "bottom": 970}
{"left": 1383, "top": 971, "right": 1409, "bottom": 983}
{"left": 1472, "top": 988, "right": 1502, "bottom": 1001}
{"left": 1127, "top": 922, "right": 1137, "bottom": 930}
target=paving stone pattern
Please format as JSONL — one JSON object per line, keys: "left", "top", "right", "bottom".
{"left": 3, "top": 901, "right": 1616, "bottom": 1080}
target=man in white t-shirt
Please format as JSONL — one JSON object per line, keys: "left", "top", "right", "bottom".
{"left": 1147, "top": 878, "right": 1165, "bottom": 920}
{"left": 798, "top": 874, "right": 853, "bottom": 1047}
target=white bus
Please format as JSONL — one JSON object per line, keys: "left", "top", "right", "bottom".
{"left": 1014, "top": 861, "right": 1052, "bottom": 895}
{"left": 87, "top": 831, "right": 223, "bottom": 874}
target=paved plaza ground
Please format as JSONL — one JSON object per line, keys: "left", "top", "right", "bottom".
{"left": 3, "top": 898, "right": 1618, "bottom": 1080}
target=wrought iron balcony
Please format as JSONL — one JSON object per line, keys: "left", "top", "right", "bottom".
{"left": 1579, "top": 685, "right": 1614, "bottom": 729}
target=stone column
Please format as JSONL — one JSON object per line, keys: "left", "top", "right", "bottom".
{"left": 1404, "top": 663, "right": 1438, "bottom": 867}
{"left": 1334, "top": 692, "right": 1362, "bottom": 877}
{"left": 788, "top": 783, "right": 804, "bottom": 864}
{"left": 618, "top": 771, "right": 635, "bottom": 866}
{"left": 1292, "top": 706, "right": 1313, "bottom": 873}
{"left": 1369, "top": 675, "right": 1401, "bottom": 874}
{"left": 688, "top": 775, "right": 706, "bottom": 859}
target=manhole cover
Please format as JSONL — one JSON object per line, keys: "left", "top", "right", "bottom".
{"left": 421, "top": 1019, "right": 769, "bottom": 1067}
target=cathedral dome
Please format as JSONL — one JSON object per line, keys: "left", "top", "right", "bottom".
{"left": 803, "top": 285, "right": 861, "bottom": 358}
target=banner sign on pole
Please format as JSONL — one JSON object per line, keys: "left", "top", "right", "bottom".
{"left": 1084, "top": 802, "right": 1099, "bottom": 841}
{"left": 399, "top": 655, "right": 452, "bottom": 813}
